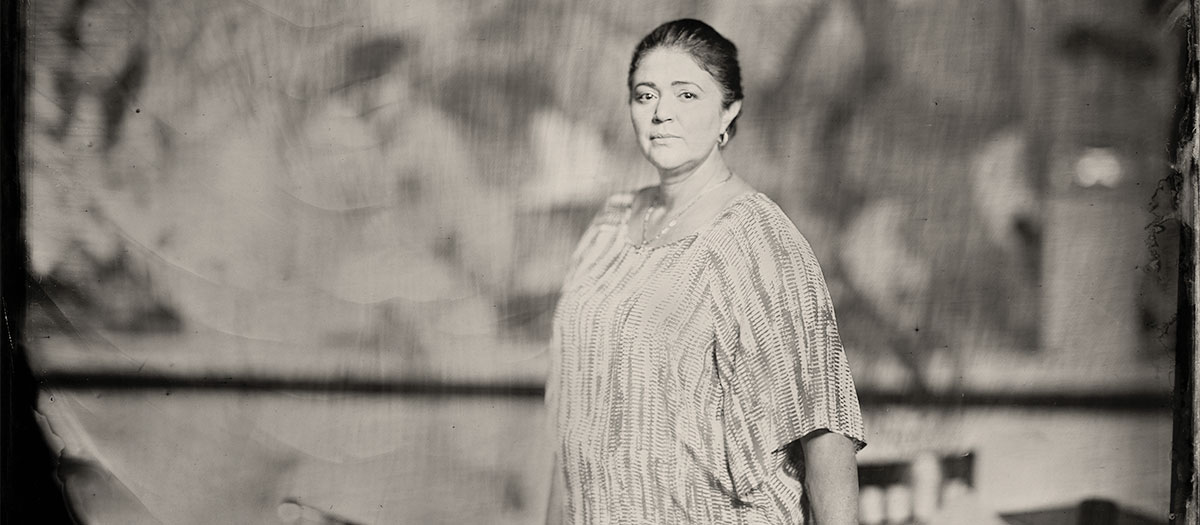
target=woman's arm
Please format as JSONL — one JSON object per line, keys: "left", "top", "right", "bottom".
{"left": 797, "top": 430, "right": 859, "bottom": 525}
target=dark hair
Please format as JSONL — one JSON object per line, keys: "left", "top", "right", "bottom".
{"left": 628, "top": 19, "right": 744, "bottom": 142}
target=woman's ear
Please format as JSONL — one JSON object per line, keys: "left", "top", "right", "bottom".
{"left": 721, "top": 100, "right": 743, "bottom": 130}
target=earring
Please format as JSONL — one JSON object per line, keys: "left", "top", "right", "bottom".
{"left": 718, "top": 131, "right": 729, "bottom": 146}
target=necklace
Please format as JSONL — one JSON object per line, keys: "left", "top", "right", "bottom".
{"left": 640, "top": 173, "right": 733, "bottom": 248}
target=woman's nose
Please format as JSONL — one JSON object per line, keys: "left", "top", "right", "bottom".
{"left": 652, "top": 100, "right": 673, "bottom": 123}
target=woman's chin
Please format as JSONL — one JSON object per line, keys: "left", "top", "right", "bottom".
{"left": 643, "top": 153, "right": 691, "bottom": 174}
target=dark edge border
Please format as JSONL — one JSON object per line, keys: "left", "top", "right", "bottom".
{"left": 2, "top": 1, "right": 77, "bottom": 523}
{"left": 1170, "top": 207, "right": 1197, "bottom": 524}
{"left": 1170, "top": 1, "right": 1200, "bottom": 524}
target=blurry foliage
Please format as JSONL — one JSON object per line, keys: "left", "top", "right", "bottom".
{"left": 24, "top": 0, "right": 1182, "bottom": 385}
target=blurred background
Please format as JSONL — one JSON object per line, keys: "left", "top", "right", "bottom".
{"left": 19, "top": 0, "right": 1189, "bottom": 523}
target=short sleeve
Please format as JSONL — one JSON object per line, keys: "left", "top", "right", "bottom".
{"left": 706, "top": 197, "right": 866, "bottom": 499}
{"left": 548, "top": 191, "right": 634, "bottom": 438}
{"left": 545, "top": 322, "right": 562, "bottom": 443}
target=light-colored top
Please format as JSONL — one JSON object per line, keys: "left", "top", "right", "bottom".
{"left": 547, "top": 190, "right": 866, "bottom": 525}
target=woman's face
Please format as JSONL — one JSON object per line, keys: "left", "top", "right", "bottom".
{"left": 630, "top": 48, "right": 740, "bottom": 176}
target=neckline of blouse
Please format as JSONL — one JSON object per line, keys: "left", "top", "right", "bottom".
{"left": 621, "top": 190, "right": 766, "bottom": 252}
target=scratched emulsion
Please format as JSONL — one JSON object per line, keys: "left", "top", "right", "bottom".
{"left": 22, "top": 0, "right": 1184, "bottom": 523}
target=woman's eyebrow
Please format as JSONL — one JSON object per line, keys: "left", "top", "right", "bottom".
{"left": 634, "top": 80, "right": 704, "bottom": 91}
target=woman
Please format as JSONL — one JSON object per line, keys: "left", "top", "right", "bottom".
{"left": 547, "top": 19, "right": 865, "bottom": 525}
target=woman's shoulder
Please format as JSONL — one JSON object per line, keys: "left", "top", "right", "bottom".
{"left": 588, "top": 186, "right": 660, "bottom": 225}
{"left": 706, "top": 192, "right": 806, "bottom": 240}
{"left": 701, "top": 191, "right": 818, "bottom": 262}
{"left": 586, "top": 190, "right": 639, "bottom": 227}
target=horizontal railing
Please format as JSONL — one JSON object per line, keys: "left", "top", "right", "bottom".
{"left": 37, "top": 370, "right": 1172, "bottom": 410}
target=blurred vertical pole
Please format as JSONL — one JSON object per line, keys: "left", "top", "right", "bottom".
{"left": 1076, "top": 498, "right": 1118, "bottom": 525}
{"left": 1, "top": 0, "right": 75, "bottom": 522}
{"left": 1169, "top": 3, "right": 1198, "bottom": 524}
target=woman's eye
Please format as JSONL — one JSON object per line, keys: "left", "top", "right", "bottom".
{"left": 635, "top": 92, "right": 656, "bottom": 102}
{"left": 679, "top": 92, "right": 696, "bottom": 100}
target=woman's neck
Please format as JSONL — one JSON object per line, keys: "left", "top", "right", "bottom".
{"left": 655, "top": 149, "right": 731, "bottom": 209}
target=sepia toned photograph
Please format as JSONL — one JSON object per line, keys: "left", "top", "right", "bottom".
{"left": 3, "top": 0, "right": 1197, "bottom": 524}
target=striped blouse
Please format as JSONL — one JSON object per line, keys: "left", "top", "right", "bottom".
{"left": 547, "top": 191, "right": 866, "bottom": 525}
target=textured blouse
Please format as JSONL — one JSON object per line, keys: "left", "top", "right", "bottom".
{"left": 547, "top": 191, "right": 866, "bottom": 525}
